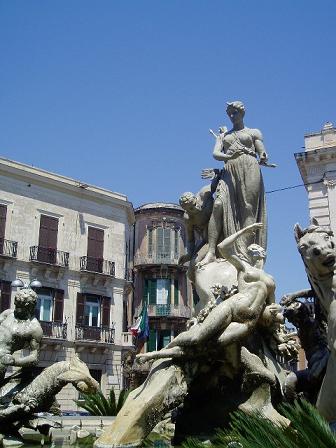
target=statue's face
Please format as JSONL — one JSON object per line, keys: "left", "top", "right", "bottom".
{"left": 298, "top": 232, "right": 336, "bottom": 277}
{"left": 183, "top": 197, "right": 197, "bottom": 212}
{"left": 14, "top": 298, "right": 32, "bottom": 319}
{"left": 227, "top": 107, "right": 244, "bottom": 125}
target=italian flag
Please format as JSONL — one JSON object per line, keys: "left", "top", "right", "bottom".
{"left": 130, "top": 300, "right": 149, "bottom": 340}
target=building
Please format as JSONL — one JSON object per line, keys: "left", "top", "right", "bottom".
{"left": 295, "top": 122, "right": 336, "bottom": 370}
{"left": 295, "top": 122, "right": 336, "bottom": 231}
{"left": 131, "top": 203, "right": 192, "bottom": 359}
{"left": 0, "top": 158, "right": 134, "bottom": 410}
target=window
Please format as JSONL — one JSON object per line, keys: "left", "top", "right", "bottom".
{"left": 147, "top": 328, "right": 171, "bottom": 352}
{"left": 174, "top": 229, "right": 179, "bottom": 259}
{"left": 156, "top": 279, "right": 170, "bottom": 305}
{"left": 36, "top": 290, "right": 53, "bottom": 321}
{"left": 87, "top": 227, "right": 104, "bottom": 272}
{"left": 0, "top": 205, "right": 7, "bottom": 254}
{"left": 144, "top": 278, "right": 171, "bottom": 305}
{"left": 38, "top": 215, "right": 58, "bottom": 263}
{"left": 34, "top": 288, "right": 64, "bottom": 322}
{"left": 76, "top": 293, "right": 110, "bottom": 328}
{"left": 147, "top": 228, "right": 153, "bottom": 257}
{"left": 84, "top": 296, "right": 100, "bottom": 327}
{"left": 0, "top": 281, "right": 11, "bottom": 312}
{"left": 156, "top": 227, "right": 171, "bottom": 260}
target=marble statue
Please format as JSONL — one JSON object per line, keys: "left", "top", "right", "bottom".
{"left": 289, "top": 219, "right": 336, "bottom": 421}
{"left": 137, "top": 223, "right": 274, "bottom": 363}
{"left": 94, "top": 100, "right": 292, "bottom": 448}
{"left": 0, "top": 288, "right": 99, "bottom": 441}
{"left": 0, "top": 288, "right": 43, "bottom": 384}
{"left": 281, "top": 292, "right": 329, "bottom": 403}
{"left": 198, "top": 101, "right": 269, "bottom": 266}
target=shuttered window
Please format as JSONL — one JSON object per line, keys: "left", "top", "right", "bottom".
{"left": 157, "top": 330, "right": 171, "bottom": 350}
{"left": 76, "top": 293, "right": 85, "bottom": 325}
{"left": 174, "top": 279, "right": 179, "bottom": 305}
{"left": 148, "top": 328, "right": 156, "bottom": 352}
{"left": 0, "top": 205, "right": 7, "bottom": 254}
{"left": 147, "top": 228, "right": 153, "bottom": 257}
{"left": 34, "top": 288, "right": 64, "bottom": 323}
{"left": 38, "top": 215, "right": 58, "bottom": 263}
{"left": 0, "top": 281, "right": 11, "bottom": 312}
{"left": 87, "top": 227, "right": 104, "bottom": 272}
{"left": 101, "top": 296, "right": 110, "bottom": 327}
{"left": 54, "top": 289, "right": 64, "bottom": 322}
{"left": 174, "top": 229, "right": 179, "bottom": 258}
{"left": 156, "top": 227, "right": 171, "bottom": 259}
{"left": 76, "top": 293, "right": 110, "bottom": 328}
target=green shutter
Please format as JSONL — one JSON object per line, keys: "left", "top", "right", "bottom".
{"left": 164, "top": 228, "right": 171, "bottom": 256}
{"left": 157, "top": 228, "right": 163, "bottom": 256}
{"left": 167, "top": 279, "right": 171, "bottom": 305}
{"left": 143, "top": 279, "right": 148, "bottom": 303}
{"left": 149, "top": 279, "right": 157, "bottom": 305}
{"left": 147, "top": 228, "right": 153, "bottom": 257}
{"left": 162, "top": 330, "right": 171, "bottom": 348}
{"left": 174, "top": 279, "right": 179, "bottom": 305}
{"left": 148, "top": 328, "right": 156, "bottom": 352}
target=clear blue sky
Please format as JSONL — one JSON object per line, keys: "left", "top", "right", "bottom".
{"left": 1, "top": 1, "right": 335, "bottom": 297}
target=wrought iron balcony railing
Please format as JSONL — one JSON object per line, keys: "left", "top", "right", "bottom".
{"left": 75, "top": 325, "right": 115, "bottom": 343}
{"left": 134, "top": 252, "right": 180, "bottom": 266}
{"left": 30, "top": 246, "right": 69, "bottom": 267}
{"left": 0, "top": 238, "right": 18, "bottom": 258}
{"left": 40, "top": 321, "right": 67, "bottom": 339}
{"left": 136, "top": 304, "right": 192, "bottom": 319}
{"left": 80, "top": 256, "right": 115, "bottom": 276}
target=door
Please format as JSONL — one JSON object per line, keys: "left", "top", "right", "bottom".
{"left": 0, "top": 205, "right": 7, "bottom": 254}
{"left": 38, "top": 215, "right": 58, "bottom": 263}
{"left": 87, "top": 227, "right": 104, "bottom": 272}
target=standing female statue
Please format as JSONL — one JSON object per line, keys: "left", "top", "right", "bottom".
{"left": 199, "top": 101, "right": 269, "bottom": 266}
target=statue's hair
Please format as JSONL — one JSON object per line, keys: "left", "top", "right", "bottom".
{"left": 247, "top": 243, "right": 266, "bottom": 260}
{"left": 179, "top": 192, "right": 196, "bottom": 207}
{"left": 226, "top": 101, "right": 245, "bottom": 116}
{"left": 15, "top": 288, "right": 38, "bottom": 306}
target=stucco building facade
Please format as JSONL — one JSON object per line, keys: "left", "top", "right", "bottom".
{"left": 295, "top": 122, "right": 336, "bottom": 229}
{"left": 0, "top": 158, "right": 134, "bottom": 411}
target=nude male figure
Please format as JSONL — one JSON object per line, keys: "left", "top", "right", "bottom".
{"left": 178, "top": 169, "right": 221, "bottom": 266}
{"left": 0, "top": 288, "right": 43, "bottom": 384}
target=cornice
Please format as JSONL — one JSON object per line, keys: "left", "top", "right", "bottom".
{"left": 0, "top": 157, "right": 134, "bottom": 223}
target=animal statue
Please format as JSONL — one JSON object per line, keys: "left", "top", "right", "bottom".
{"left": 0, "top": 354, "right": 99, "bottom": 435}
{"left": 281, "top": 294, "right": 329, "bottom": 403}
{"left": 293, "top": 218, "right": 336, "bottom": 421}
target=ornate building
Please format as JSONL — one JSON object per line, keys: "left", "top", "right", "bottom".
{"left": 131, "top": 203, "right": 192, "bottom": 356}
{"left": 0, "top": 158, "right": 134, "bottom": 410}
{"left": 295, "top": 122, "right": 336, "bottom": 230}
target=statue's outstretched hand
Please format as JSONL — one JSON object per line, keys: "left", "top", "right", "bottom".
{"left": 244, "top": 222, "right": 263, "bottom": 234}
{"left": 201, "top": 168, "right": 216, "bottom": 180}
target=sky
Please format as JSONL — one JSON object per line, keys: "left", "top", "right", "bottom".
{"left": 0, "top": 0, "right": 336, "bottom": 298}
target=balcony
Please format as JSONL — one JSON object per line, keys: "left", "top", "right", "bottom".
{"left": 40, "top": 321, "right": 67, "bottom": 339}
{"left": 134, "top": 253, "right": 180, "bottom": 267}
{"left": 30, "top": 246, "right": 69, "bottom": 267}
{"left": 80, "top": 256, "right": 115, "bottom": 276}
{"left": 136, "top": 304, "right": 192, "bottom": 319}
{"left": 75, "top": 325, "right": 115, "bottom": 343}
{"left": 0, "top": 238, "right": 17, "bottom": 258}
{"left": 121, "top": 331, "right": 134, "bottom": 347}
